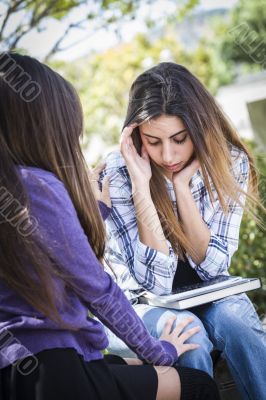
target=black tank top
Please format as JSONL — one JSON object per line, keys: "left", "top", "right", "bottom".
{"left": 172, "top": 257, "right": 202, "bottom": 290}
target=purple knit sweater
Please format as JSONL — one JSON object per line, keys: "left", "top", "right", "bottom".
{"left": 0, "top": 166, "right": 177, "bottom": 369}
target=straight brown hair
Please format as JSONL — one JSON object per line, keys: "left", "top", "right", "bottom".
{"left": 0, "top": 53, "right": 106, "bottom": 325}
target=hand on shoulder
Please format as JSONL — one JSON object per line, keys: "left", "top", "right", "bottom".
{"left": 89, "top": 162, "right": 111, "bottom": 208}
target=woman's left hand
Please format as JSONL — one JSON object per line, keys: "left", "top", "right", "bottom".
{"left": 172, "top": 158, "right": 200, "bottom": 189}
{"left": 89, "top": 162, "right": 111, "bottom": 208}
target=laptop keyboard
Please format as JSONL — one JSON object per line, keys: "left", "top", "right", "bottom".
{"left": 171, "top": 275, "right": 232, "bottom": 294}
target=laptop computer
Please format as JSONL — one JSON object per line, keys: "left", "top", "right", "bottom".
{"left": 140, "top": 275, "right": 261, "bottom": 310}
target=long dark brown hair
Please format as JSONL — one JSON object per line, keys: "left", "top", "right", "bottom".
{"left": 123, "top": 62, "right": 262, "bottom": 257}
{"left": 0, "top": 53, "right": 106, "bottom": 325}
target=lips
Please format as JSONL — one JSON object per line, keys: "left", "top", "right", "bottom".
{"left": 163, "top": 162, "right": 183, "bottom": 171}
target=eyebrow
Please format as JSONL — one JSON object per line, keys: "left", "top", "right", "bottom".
{"left": 142, "top": 129, "right": 187, "bottom": 140}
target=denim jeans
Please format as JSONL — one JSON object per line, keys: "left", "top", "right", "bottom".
{"left": 105, "top": 294, "right": 266, "bottom": 400}
{"left": 192, "top": 293, "right": 266, "bottom": 400}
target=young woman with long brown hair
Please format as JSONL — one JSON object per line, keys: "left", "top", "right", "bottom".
{"left": 0, "top": 53, "right": 222, "bottom": 400}
{"left": 101, "top": 62, "right": 266, "bottom": 400}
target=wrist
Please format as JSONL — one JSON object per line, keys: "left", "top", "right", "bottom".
{"left": 173, "top": 181, "right": 190, "bottom": 195}
{"left": 132, "top": 182, "right": 151, "bottom": 197}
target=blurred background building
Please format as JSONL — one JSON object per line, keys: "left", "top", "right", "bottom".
{"left": 217, "top": 71, "right": 266, "bottom": 149}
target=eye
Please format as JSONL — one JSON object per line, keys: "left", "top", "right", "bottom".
{"left": 173, "top": 135, "right": 187, "bottom": 144}
{"left": 148, "top": 141, "right": 160, "bottom": 146}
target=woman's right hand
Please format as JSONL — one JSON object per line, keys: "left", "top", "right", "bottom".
{"left": 120, "top": 125, "right": 152, "bottom": 187}
{"left": 160, "top": 316, "right": 201, "bottom": 357}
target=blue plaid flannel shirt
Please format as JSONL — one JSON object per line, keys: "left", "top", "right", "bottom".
{"left": 101, "top": 146, "right": 249, "bottom": 297}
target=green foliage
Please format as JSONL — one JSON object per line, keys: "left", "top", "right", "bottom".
{"left": 171, "top": 0, "right": 200, "bottom": 22}
{"left": 230, "top": 142, "right": 266, "bottom": 317}
{"left": 25, "top": 0, "right": 82, "bottom": 20}
{"left": 212, "top": 0, "right": 266, "bottom": 75}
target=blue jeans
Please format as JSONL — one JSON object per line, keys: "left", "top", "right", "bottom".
{"left": 105, "top": 294, "right": 266, "bottom": 400}
{"left": 192, "top": 293, "right": 266, "bottom": 400}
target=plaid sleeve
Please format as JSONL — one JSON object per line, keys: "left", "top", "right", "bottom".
{"left": 134, "top": 238, "right": 177, "bottom": 294}
{"left": 102, "top": 152, "right": 178, "bottom": 295}
{"left": 187, "top": 151, "right": 250, "bottom": 279}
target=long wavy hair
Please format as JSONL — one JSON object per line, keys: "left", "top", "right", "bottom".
{"left": 123, "top": 62, "right": 262, "bottom": 257}
{"left": 0, "top": 53, "right": 106, "bottom": 325}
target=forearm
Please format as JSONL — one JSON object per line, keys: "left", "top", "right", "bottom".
{"left": 132, "top": 184, "right": 169, "bottom": 256}
{"left": 175, "top": 185, "right": 210, "bottom": 265}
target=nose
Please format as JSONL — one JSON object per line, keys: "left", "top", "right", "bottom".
{"left": 161, "top": 143, "right": 174, "bottom": 165}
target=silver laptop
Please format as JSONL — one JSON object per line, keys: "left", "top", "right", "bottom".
{"left": 140, "top": 276, "right": 261, "bottom": 310}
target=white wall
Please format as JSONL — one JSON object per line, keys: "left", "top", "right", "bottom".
{"left": 216, "top": 73, "right": 266, "bottom": 140}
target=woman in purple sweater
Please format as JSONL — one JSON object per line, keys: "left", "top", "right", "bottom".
{"left": 0, "top": 53, "right": 219, "bottom": 400}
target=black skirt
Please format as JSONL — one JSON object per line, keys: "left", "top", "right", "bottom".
{"left": 0, "top": 348, "right": 157, "bottom": 400}
{"left": 0, "top": 348, "right": 220, "bottom": 400}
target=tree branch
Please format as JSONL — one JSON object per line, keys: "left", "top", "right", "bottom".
{"left": 7, "top": 0, "right": 77, "bottom": 49}
{"left": 0, "top": 0, "right": 25, "bottom": 40}
{"left": 44, "top": 18, "right": 90, "bottom": 61}
{"left": 2, "top": 0, "right": 85, "bottom": 50}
